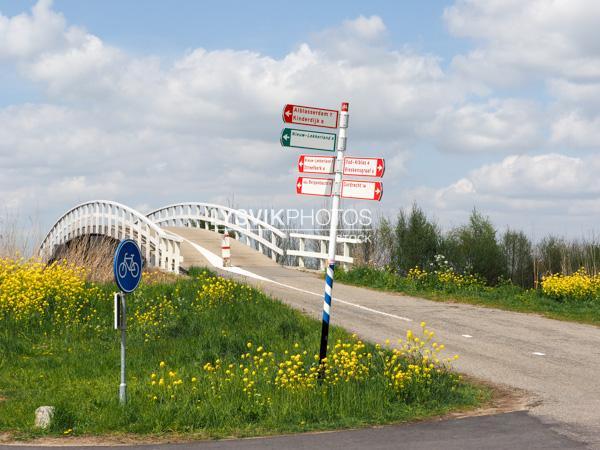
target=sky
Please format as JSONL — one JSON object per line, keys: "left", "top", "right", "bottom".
{"left": 2, "top": 0, "right": 600, "bottom": 239}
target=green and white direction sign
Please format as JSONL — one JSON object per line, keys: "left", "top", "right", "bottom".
{"left": 280, "top": 128, "right": 337, "bottom": 152}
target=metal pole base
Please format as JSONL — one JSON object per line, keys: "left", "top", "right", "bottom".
{"left": 119, "top": 383, "right": 127, "bottom": 404}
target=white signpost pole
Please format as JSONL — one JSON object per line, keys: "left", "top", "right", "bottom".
{"left": 120, "top": 293, "right": 126, "bottom": 405}
{"left": 318, "top": 102, "right": 349, "bottom": 372}
{"left": 114, "top": 292, "right": 127, "bottom": 404}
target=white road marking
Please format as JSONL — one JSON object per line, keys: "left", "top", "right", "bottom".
{"left": 266, "top": 277, "right": 413, "bottom": 322}
{"left": 532, "top": 352, "right": 546, "bottom": 356}
{"left": 462, "top": 334, "right": 473, "bottom": 338}
{"left": 183, "top": 238, "right": 271, "bottom": 282}
{"left": 177, "top": 235, "right": 413, "bottom": 323}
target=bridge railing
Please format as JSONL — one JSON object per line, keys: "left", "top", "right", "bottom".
{"left": 39, "top": 200, "right": 183, "bottom": 273}
{"left": 146, "top": 203, "right": 287, "bottom": 262}
{"left": 286, "top": 233, "right": 362, "bottom": 270}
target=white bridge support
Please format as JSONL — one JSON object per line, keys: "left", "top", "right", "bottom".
{"left": 39, "top": 200, "right": 183, "bottom": 273}
{"left": 146, "top": 203, "right": 287, "bottom": 262}
{"left": 287, "top": 232, "right": 360, "bottom": 270}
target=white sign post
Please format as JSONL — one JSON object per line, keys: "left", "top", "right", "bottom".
{"left": 318, "top": 102, "right": 349, "bottom": 371}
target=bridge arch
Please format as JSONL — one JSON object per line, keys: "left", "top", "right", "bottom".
{"left": 39, "top": 200, "right": 360, "bottom": 274}
{"left": 39, "top": 200, "right": 183, "bottom": 273}
{"left": 146, "top": 203, "right": 286, "bottom": 262}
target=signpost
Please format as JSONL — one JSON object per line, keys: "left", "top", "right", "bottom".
{"left": 281, "top": 128, "right": 337, "bottom": 152}
{"left": 296, "top": 176, "right": 333, "bottom": 197}
{"left": 298, "top": 155, "right": 335, "bottom": 175}
{"left": 316, "top": 102, "right": 349, "bottom": 373}
{"left": 281, "top": 100, "right": 386, "bottom": 375}
{"left": 343, "top": 157, "right": 385, "bottom": 178}
{"left": 282, "top": 104, "right": 339, "bottom": 129}
{"left": 341, "top": 180, "right": 383, "bottom": 201}
{"left": 113, "top": 239, "right": 142, "bottom": 405}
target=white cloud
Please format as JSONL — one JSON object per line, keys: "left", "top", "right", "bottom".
{"left": 0, "top": 0, "right": 67, "bottom": 59}
{"left": 0, "top": 3, "right": 460, "bottom": 228}
{"left": 548, "top": 79, "right": 600, "bottom": 111}
{"left": 311, "top": 15, "right": 388, "bottom": 63}
{"left": 401, "top": 153, "right": 600, "bottom": 234}
{"left": 457, "top": 154, "right": 598, "bottom": 198}
{"left": 3, "top": 0, "right": 600, "bottom": 239}
{"left": 551, "top": 112, "right": 600, "bottom": 148}
{"left": 442, "top": 0, "right": 600, "bottom": 157}
{"left": 445, "top": 0, "right": 600, "bottom": 84}
{"left": 427, "top": 99, "right": 544, "bottom": 153}
{"left": 27, "top": 34, "right": 123, "bottom": 96}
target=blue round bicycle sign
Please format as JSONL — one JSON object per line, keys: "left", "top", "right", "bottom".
{"left": 114, "top": 239, "right": 142, "bottom": 293}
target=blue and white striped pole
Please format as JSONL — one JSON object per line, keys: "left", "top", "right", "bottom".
{"left": 318, "top": 262, "right": 335, "bottom": 365}
{"left": 318, "top": 102, "right": 349, "bottom": 370}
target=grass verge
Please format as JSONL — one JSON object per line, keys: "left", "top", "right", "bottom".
{"left": 0, "top": 261, "right": 487, "bottom": 440}
{"left": 334, "top": 266, "right": 600, "bottom": 326}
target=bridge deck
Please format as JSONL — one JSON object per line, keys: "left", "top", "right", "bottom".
{"left": 163, "top": 227, "right": 279, "bottom": 270}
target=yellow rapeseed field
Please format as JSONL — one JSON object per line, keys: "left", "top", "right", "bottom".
{"left": 0, "top": 257, "right": 95, "bottom": 324}
{"left": 541, "top": 268, "right": 600, "bottom": 301}
{"left": 407, "top": 266, "right": 484, "bottom": 289}
{"left": 147, "top": 322, "right": 460, "bottom": 404}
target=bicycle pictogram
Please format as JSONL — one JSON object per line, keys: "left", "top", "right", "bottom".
{"left": 118, "top": 253, "right": 140, "bottom": 278}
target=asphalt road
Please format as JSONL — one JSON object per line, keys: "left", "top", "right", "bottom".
{"left": 170, "top": 228, "right": 600, "bottom": 449}
{"left": 0, "top": 412, "right": 584, "bottom": 450}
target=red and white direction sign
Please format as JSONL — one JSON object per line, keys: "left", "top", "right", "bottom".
{"left": 298, "top": 155, "right": 335, "bottom": 175}
{"left": 343, "top": 157, "right": 385, "bottom": 178}
{"left": 283, "top": 104, "right": 339, "bottom": 129}
{"left": 296, "top": 177, "right": 333, "bottom": 197}
{"left": 341, "top": 180, "right": 383, "bottom": 201}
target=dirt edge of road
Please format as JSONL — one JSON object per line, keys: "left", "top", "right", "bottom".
{"left": 443, "top": 375, "right": 534, "bottom": 420}
{"left": 0, "top": 378, "right": 533, "bottom": 447}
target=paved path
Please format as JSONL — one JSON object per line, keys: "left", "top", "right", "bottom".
{"left": 166, "top": 228, "right": 600, "bottom": 449}
{"left": 0, "top": 412, "right": 584, "bottom": 450}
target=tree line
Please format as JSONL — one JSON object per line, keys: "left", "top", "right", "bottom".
{"left": 357, "top": 204, "right": 600, "bottom": 288}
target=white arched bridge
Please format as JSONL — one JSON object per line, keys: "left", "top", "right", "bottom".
{"left": 38, "top": 200, "right": 362, "bottom": 273}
